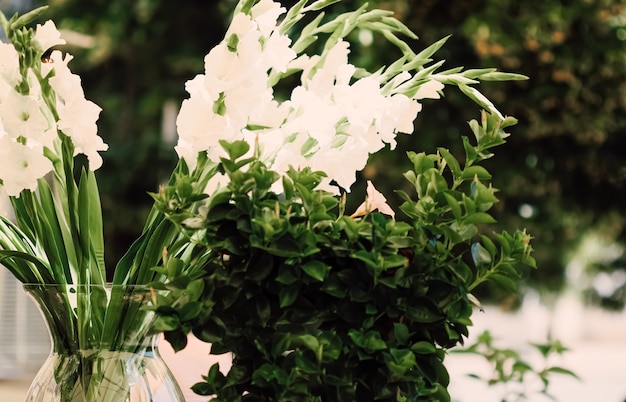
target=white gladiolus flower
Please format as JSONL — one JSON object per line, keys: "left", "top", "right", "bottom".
{"left": 251, "top": 0, "right": 286, "bottom": 36}
{"left": 56, "top": 96, "right": 106, "bottom": 168}
{"left": 177, "top": 97, "right": 235, "bottom": 154}
{"left": 227, "top": 12, "right": 257, "bottom": 41}
{"left": 222, "top": 70, "right": 271, "bottom": 126}
{"left": 201, "top": 45, "right": 240, "bottom": 101}
{"left": 248, "top": 98, "right": 288, "bottom": 131}
{"left": 0, "top": 43, "right": 20, "bottom": 90}
{"left": 34, "top": 20, "right": 66, "bottom": 52}
{"left": 284, "top": 85, "right": 341, "bottom": 150}
{"left": 414, "top": 79, "right": 444, "bottom": 100}
{"left": 47, "top": 51, "right": 107, "bottom": 169}
{"left": 0, "top": 90, "right": 53, "bottom": 148}
{"left": 175, "top": 0, "right": 468, "bottom": 194}
{"left": 376, "top": 94, "right": 423, "bottom": 147}
{"left": 177, "top": 8, "right": 296, "bottom": 168}
{"left": 0, "top": 136, "right": 53, "bottom": 196}
{"left": 333, "top": 75, "right": 386, "bottom": 133}
{"left": 47, "top": 52, "right": 84, "bottom": 101}
{"left": 260, "top": 32, "right": 295, "bottom": 73}
{"left": 305, "top": 40, "right": 351, "bottom": 97}
{"left": 310, "top": 146, "right": 367, "bottom": 192}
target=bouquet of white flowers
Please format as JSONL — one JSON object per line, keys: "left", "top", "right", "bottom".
{"left": 1, "top": 1, "right": 534, "bottom": 401}
{"left": 147, "top": 1, "right": 534, "bottom": 401}
{"left": 0, "top": 7, "right": 206, "bottom": 401}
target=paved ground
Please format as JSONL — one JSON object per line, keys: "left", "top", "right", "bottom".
{"left": 2, "top": 297, "right": 626, "bottom": 401}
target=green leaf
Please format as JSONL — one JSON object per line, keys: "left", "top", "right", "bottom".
{"left": 388, "top": 348, "right": 417, "bottom": 374}
{"left": 279, "top": 284, "right": 299, "bottom": 308}
{"left": 164, "top": 329, "right": 188, "bottom": 352}
{"left": 320, "top": 274, "right": 348, "bottom": 297}
{"left": 464, "top": 212, "right": 496, "bottom": 225}
{"left": 294, "top": 352, "right": 319, "bottom": 374}
{"left": 0, "top": 249, "right": 53, "bottom": 283}
{"left": 405, "top": 35, "right": 450, "bottom": 70}
{"left": 411, "top": 341, "right": 437, "bottom": 355}
{"left": 300, "top": 260, "right": 331, "bottom": 282}
{"left": 544, "top": 366, "right": 580, "bottom": 379}
{"left": 191, "top": 381, "right": 214, "bottom": 396}
{"left": 462, "top": 136, "right": 478, "bottom": 162}
{"left": 153, "top": 315, "right": 180, "bottom": 332}
{"left": 245, "top": 252, "right": 274, "bottom": 281}
{"left": 405, "top": 300, "right": 442, "bottom": 323}
{"left": 381, "top": 254, "right": 407, "bottom": 270}
{"left": 349, "top": 329, "right": 387, "bottom": 352}
{"left": 179, "top": 301, "right": 203, "bottom": 321}
{"left": 462, "top": 165, "right": 492, "bottom": 180}
{"left": 438, "top": 148, "right": 462, "bottom": 177}
{"left": 298, "top": 334, "right": 320, "bottom": 352}
{"left": 393, "top": 323, "right": 410, "bottom": 345}
{"left": 488, "top": 273, "right": 518, "bottom": 293}
{"left": 478, "top": 71, "right": 528, "bottom": 81}
{"left": 443, "top": 192, "right": 462, "bottom": 220}
{"left": 351, "top": 249, "right": 377, "bottom": 269}
{"left": 407, "top": 151, "right": 435, "bottom": 174}
{"left": 271, "top": 333, "right": 291, "bottom": 357}
{"left": 219, "top": 139, "right": 250, "bottom": 160}
{"left": 319, "top": 331, "right": 342, "bottom": 361}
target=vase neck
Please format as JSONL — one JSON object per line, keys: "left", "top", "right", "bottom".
{"left": 23, "top": 284, "right": 159, "bottom": 354}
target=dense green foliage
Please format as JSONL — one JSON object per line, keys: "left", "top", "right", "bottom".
{"left": 149, "top": 114, "right": 534, "bottom": 401}
{"left": 16, "top": 0, "right": 625, "bottom": 300}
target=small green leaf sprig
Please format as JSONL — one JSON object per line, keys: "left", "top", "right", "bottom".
{"left": 455, "top": 330, "right": 579, "bottom": 402}
{"left": 151, "top": 112, "right": 535, "bottom": 402}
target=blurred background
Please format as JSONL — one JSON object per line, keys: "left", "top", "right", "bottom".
{"left": 1, "top": 0, "right": 626, "bottom": 400}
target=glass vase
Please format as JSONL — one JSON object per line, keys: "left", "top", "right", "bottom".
{"left": 23, "top": 284, "right": 184, "bottom": 402}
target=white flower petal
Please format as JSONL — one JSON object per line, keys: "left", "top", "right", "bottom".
{"left": 0, "top": 43, "right": 20, "bottom": 88}
{"left": 414, "top": 79, "right": 444, "bottom": 100}
{"left": 0, "top": 137, "right": 53, "bottom": 196}
{"left": 34, "top": 20, "right": 66, "bottom": 52}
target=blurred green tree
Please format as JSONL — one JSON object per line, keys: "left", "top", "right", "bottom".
{"left": 26, "top": 0, "right": 626, "bottom": 306}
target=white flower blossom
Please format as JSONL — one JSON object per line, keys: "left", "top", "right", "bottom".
{"left": 260, "top": 31, "right": 295, "bottom": 73}
{"left": 177, "top": 7, "right": 296, "bottom": 169}
{"left": 47, "top": 51, "right": 107, "bottom": 169}
{"left": 0, "top": 135, "right": 53, "bottom": 196}
{"left": 176, "top": 95, "right": 235, "bottom": 168}
{"left": 0, "top": 89, "right": 54, "bottom": 148}
{"left": 333, "top": 75, "right": 385, "bottom": 133}
{"left": 227, "top": 12, "right": 257, "bottom": 41}
{"left": 47, "top": 52, "right": 84, "bottom": 101}
{"left": 351, "top": 180, "right": 395, "bottom": 218}
{"left": 34, "top": 20, "right": 66, "bottom": 52}
{"left": 414, "top": 79, "right": 444, "bottom": 100}
{"left": 175, "top": 1, "right": 448, "bottom": 194}
{"left": 0, "top": 43, "right": 20, "bottom": 90}
{"left": 376, "top": 94, "right": 422, "bottom": 145}
{"left": 305, "top": 40, "right": 351, "bottom": 97}
{"left": 283, "top": 85, "right": 341, "bottom": 150}
{"left": 251, "top": 0, "right": 286, "bottom": 36}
